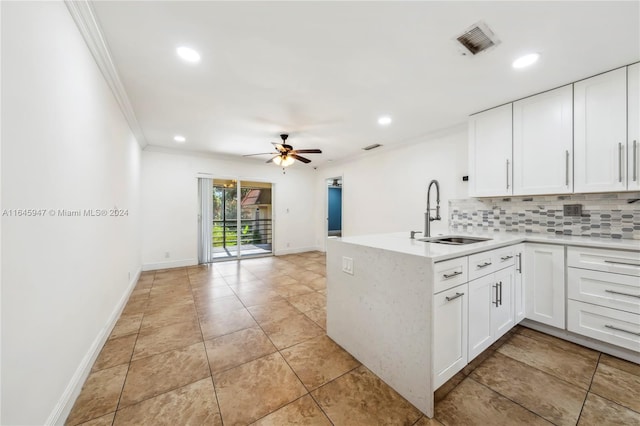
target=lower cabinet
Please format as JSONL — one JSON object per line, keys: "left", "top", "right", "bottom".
{"left": 514, "top": 244, "right": 526, "bottom": 323}
{"left": 525, "top": 243, "right": 566, "bottom": 328}
{"left": 468, "top": 265, "right": 515, "bottom": 361}
{"left": 433, "top": 283, "right": 468, "bottom": 389}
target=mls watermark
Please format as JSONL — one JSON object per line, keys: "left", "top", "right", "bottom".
{"left": 2, "top": 208, "right": 129, "bottom": 217}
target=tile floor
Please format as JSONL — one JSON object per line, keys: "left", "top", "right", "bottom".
{"left": 67, "top": 252, "right": 640, "bottom": 425}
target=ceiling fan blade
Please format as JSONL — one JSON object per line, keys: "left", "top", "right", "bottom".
{"left": 291, "top": 154, "right": 311, "bottom": 164}
{"left": 271, "top": 143, "right": 287, "bottom": 152}
{"left": 266, "top": 155, "right": 279, "bottom": 164}
{"left": 291, "top": 149, "right": 322, "bottom": 154}
{"left": 282, "top": 144, "right": 294, "bottom": 151}
{"left": 243, "top": 152, "right": 278, "bottom": 157}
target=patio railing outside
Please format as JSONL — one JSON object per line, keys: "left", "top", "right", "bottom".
{"left": 212, "top": 219, "right": 272, "bottom": 248}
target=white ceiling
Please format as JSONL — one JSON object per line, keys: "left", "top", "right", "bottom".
{"left": 92, "top": 1, "right": 639, "bottom": 167}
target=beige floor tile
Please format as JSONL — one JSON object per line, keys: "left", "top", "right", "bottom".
{"left": 252, "top": 395, "right": 331, "bottom": 426}
{"left": 434, "top": 371, "right": 465, "bottom": 403}
{"left": 471, "top": 352, "right": 586, "bottom": 426}
{"left": 414, "top": 416, "right": 445, "bottom": 426}
{"left": 121, "top": 297, "right": 148, "bottom": 315}
{"left": 119, "top": 342, "right": 210, "bottom": 408}
{"left": 281, "top": 335, "right": 360, "bottom": 390}
{"left": 140, "top": 301, "right": 198, "bottom": 330}
{"left": 247, "top": 300, "right": 302, "bottom": 325}
{"left": 296, "top": 270, "right": 324, "bottom": 284}
{"left": 92, "top": 335, "right": 137, "bottom": 372}
{"left": 195, "top": 294, "right": 245, "bottom": 316}
{"left": 435, "top": 378, "right": 552, "bottom": 426}
{"left": 76, "top": 412, "right": 115, "bottom": 426}
{"left": 191, "top": 285, "right": 235, "bottom": 301}
{"left": 287, "top": 292, "right": 325, "bottom": 312}
{"left": 306, "top": 276, "right": 326, "bottom": 291}
{"left": 146, "top": 292, "right": 193, "bottom": 311}
{"left": 274, "top": 283, "right": 316, "bottom": 298}
{"left": 304, "top": 308, "right": 327, "bottom": 330}
{"left": 590, "top": 362, "right": 640, "bottom": 412}
{"left": 214, "top": 352, "right": 307, "bottom": 425}
{"left": 235, "top": 289, "right": 285, "bottom": 307}
{"left": 199, "top": 307, "right": 258, "bottom": 340}
{"left": 497, "top": 332, "right": 598, "bottom": 389}
{"left": 461, "top": 347, "right": 494, "bottom": 376}
{"left": 311, "top": 365, "right": 421, "bottom": 425}
{"left": 578, "top": 392, "right": 640, "bottom": 425}
{"left": 304, "top": 263, "right": 326, "bottom": 275}
{"left": 113, "top": 378, "right": 221, "bottom": 426}
{"left": 132, "top": 320, "right": 203, "bottom": 361}
{"left": 204, "top": 327, "right": 277, "bottom": 374}
{"left": 66, "top": 364, "right": 128, "bottom": 425}
{"left": 261, "top": 313, "right": 325, "bottom": 349}
{"left": 599, "top": 353, "right": 640, "bottom": 377}
{"left": 129, "top": 287, "right": 150, "bottom": 299}
{"left": 109, "top": 313, "right": 143, "bottom": 339}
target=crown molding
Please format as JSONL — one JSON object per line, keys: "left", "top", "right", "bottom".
{"left": 64, "top": 0, "right": 147, "bottom": 148}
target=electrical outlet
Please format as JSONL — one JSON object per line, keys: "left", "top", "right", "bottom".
{"left": 563, "top": 204, "right": 583, "bottom": 217}
{"left": 342, "top": 256, "right": 354, "bottom": 275}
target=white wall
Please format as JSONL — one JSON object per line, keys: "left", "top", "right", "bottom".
{"left": 141, "top": 148, "right": 318, "bottom": 270}
{"left": 1, "top": 2, "right": 141, "bottom": 424}
{"left": 315, "top": 127, "right": 468, "bottom": 249}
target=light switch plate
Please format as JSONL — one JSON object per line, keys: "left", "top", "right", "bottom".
{"left": 342, "top": 256, "right": 354, "bottom": 275}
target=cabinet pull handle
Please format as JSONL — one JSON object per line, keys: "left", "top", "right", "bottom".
{"left": 493, "top": 284, "right": 499, "bottom": 307}
{"left": 477, "top": 261, "right": 492, "bottom": 268}
{"left": 565, "top": 150, "right": 570, "bottom": 186}
{"left": 605, "top": 324, "right": 640, "bottom": 336}
{"left": 443, "top": 271, "right": 462, "bottom": 279}
{"left": 634, "top": 140, "right": 638, "bottom": 182}
{"left": 604, "top": 260, "right": 640, "bottom": 267}
{"left": 500, "top": 255, "right": 513, "bottom": 261}
{"left": 516, "top": 253, "right": 522, "bottom": 273}
{"left": 445, "top": 292, "right": 464, "bottom": 302}
{"left": 619, "top": 143, "right": 623, "bottom": 183}
{"left": 506, "top": 159, "right": 510, "bottom": 190}
{"left": 605, "top": 289, "right": 640, "bottom": 299}
{"left": 498, "top": 281, "right": 503, "bottom": 306}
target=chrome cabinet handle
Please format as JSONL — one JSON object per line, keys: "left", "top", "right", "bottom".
{"left": 565, "top": 150, "right": 570, "bottom": 186}
{"left": 634, "top": 140, "right": 638, "bottom": 182}
{"left": 493, "top": 284, "right": 499, "bottom": 307}
{"left": 506, "top": 159, "right": 510, "bottom": 190}
{"left": 605, "top": 289, "right": 640, "bottom": 299}
{"left": 477, "top": 261, "right": 492, "bottom": 268}
{"left": 500, "top": 255, "right": 513, "bottom": 261}
{"left": 604, "top": 260, "right": 640, "bottom": 267}
{"left": 498, "top": 281, "right": 503, "bottom": 306}
{"left": 445, "top": 292, "right": 464, "bottom": 302}
{"left": 443, "top": 271, "right": 462, "bottom": 279}
{"left": 619, "top": 143, "right": 623, "bottom": 183}
{"left": 516, "top": 253, "right": 522, "bottom": 273}
{"left": 605, "top": 324, "right": 640, "bottom": 336}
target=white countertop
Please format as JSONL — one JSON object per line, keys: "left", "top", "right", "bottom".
{"left": 333, "top": 231, "right": 640, "bottom": 262}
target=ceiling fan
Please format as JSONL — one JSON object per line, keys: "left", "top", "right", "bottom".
{"left": 244, "top": 134, "right": 322, "bottom": 168}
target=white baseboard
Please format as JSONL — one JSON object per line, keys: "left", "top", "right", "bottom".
{"left": 142, "top": 258, "right": 198, "bottom": 271}
{"left": 47, "top": 266, "right": 142, "bottom": 425}
{"left": 274, "top": 246, "right": 321, "bottom": 256}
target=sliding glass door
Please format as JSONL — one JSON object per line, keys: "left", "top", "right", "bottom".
{"left": 207, "top": 179, "right": 273, "bottom": 262}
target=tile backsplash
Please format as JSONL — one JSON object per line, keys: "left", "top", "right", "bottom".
{"left": 450, "top": 192, "right": 640, "bottom": 240}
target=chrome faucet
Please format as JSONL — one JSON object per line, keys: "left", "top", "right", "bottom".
{"left": 425, "top": 179, "right": 441, "bottom": 237}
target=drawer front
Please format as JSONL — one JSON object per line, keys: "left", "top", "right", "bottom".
{"left": 568, "top": 300, "right": 640, "bottom": 352}
{"left": 493, "top": 245, "right": 517, "bottom": 270}
{"left": 434, "top": 256, "right": 468, "bottom": 294}
{"left": 567, "top": 246, "right": 640, "bottom": 277}
{"left": 468, "top": 250, "right": 498, "bottom": 281}
{"left": 568, "top": 268, "right": 640, "bottom": 314}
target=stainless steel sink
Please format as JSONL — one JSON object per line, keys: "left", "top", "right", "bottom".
{"left": 417, "top": 235, "right": 492, "bottom": 245}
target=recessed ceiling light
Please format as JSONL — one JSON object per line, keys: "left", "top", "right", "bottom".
{"left": 176, "top": 46, "right": 201, "bottom": 63}
{"left": 378, "top": 116, "right": 392, "bottom": 126}
{"left": 512, "top": 53, "right": 540, "bottom": 69}
{"left": 174, "top": 135, "right": 186, "bottom": 143}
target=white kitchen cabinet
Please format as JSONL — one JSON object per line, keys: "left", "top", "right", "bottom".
{"left": 628, "top": 63, "right": 640, "bottom": 190}
{"left": 433, "top": 283, "right": 468, "bottom": 389}
{"left": 513, "top": 85, "right": 573, "bottom": 195}
{"left": 525, "top": 243, "right": 565, "bottom": 329}
{"left": 574, "top": 67, "right": 627, "bottom": 192}
{"left": 468, "top": 104, "right": 513, "bottom": 197}
{"left": 468, "top": 265, "right": 515, "bottom": 360}
{"left": 514, "top": 244, "right": 526, "bottom": 323}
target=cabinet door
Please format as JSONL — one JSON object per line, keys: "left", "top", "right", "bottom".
{"left": 629, "top": 63, "right": 640, "bottom": 190}
{"left": 493, "top": 266, "right": 515, "bottom": 339}
{"left": 468, "top": 274, "right": 495, "bottom": 361}
{"left": 525, "top": 244, "right": 566, "bottom": 328}
{"left": 468, "top": 104, "right": 513, "bottom": 197}
{"left": 513, "top": 85, "right": 573, "bottom": 195}
{"left": 433, "top": 283, "right": 468, "bottom": 389}
{"left": 574, "top": 68, "right": 627, "bottom": 192}
{"left": 514, "top": 245, "right": 526, "bottom": 323}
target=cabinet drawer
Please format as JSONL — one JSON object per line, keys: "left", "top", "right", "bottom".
{"left": 568, "top": 300, "right": 640, "bottom": 352}
{"left": 568, "top": 268, "right": 640, "bottom": 314}
{"left": 434, "top": 256, "right": 468, "bottom": 294}
{"left": 468, "top": 250, "right": 497, "bottom": 281}
{"left": 493, "top": 245, "right": 517, "bottom": 270}
{"left": 567, "top": 246, "right": 640, "bottom": 277}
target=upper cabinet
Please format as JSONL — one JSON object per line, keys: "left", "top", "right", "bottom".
{"left": 574, "top": 67, "right": 628, "bottom": 192}
{"left": 628, "top": 63, "right": 640, "bottom": 191}
{"left": 468, "top": 104, "right": 512, "bottom": 197}
{"left": 513, "top": 85, "right": 573, "bottom": 195}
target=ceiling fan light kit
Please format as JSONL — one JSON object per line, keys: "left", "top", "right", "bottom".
{"left": 244, "top": 134, "right": 322, "bottom": 172}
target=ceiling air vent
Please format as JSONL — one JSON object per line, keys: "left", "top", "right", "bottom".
{"left": 363, "top": 143, "right": 382, "bottom": 151}
{"left": 455, "top": 21, "right": 500, "bottom": 56}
